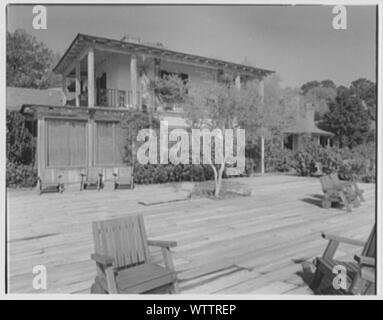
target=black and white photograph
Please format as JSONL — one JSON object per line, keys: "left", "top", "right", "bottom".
{"left": 2, "top": 1, "right": 380, "bottom": 299}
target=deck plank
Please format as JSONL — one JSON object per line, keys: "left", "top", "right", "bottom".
{"left": 7, "top": 175, "right": 375, "bottom": 294}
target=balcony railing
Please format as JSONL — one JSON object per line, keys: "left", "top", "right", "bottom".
{"left": 95, "top": 88, "right": 184, "bottom": 113}
{"left": 97, "top": 88, "right": 143, "bottom": 108}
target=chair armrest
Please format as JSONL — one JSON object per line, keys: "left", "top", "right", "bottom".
{"left": 112, "top": 173, "right": 118, "bottom": 177}
{"left": 91, "top": 253, "right": 114, "bottom": 267}
{"left": 354, "top": 254, "right": 375, "bottom": 267}
{"left": 321, "top": 233, "right": 365, "bottom": 247}
{"left": 360, "top": 266, "right": 375, "bottom": 283}
{"left": 147, "top": 239, "right": 177, "bottom": 248}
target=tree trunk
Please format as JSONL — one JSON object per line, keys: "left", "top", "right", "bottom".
{"left": 213, "top": 164, "right": 225, "bottom": 198}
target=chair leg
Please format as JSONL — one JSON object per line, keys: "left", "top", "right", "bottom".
{"left": 311, "top": 269, "right": 324, "bottom": 292}
{"left": 339, "top": 192, "right": 351, "bottom": 212}
{"left": 91, "top": 280, "right": 107, "bottom": 294}
{"left": 170, "top": 282, "right": 179, "bottom": 294}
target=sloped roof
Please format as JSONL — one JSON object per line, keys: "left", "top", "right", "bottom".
{"left": 6, "top": 87, "right": 65, "bottom": 111}
{"left": 283, "top": 118, "right": 333, "bottom": 136}
{"left": 53, "top": 33, "right": 275, "bottom": 78}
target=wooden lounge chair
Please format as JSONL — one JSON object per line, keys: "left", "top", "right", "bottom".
{"left": 312, "top": 225, "right": 376, "bottom": 295}
{"left": 80, "top": 167, "right": 104, "bottom": 191}
{"left": 330, "top": 173, "right": 365, "bottom": 203}
{"left": 37, "top": 169, "right": 64, "bottom": 195}
{"left": 319, "top": 174, "right": 359, "bottom": 212}
{"left": 90, "top": 214, "right": 178, "bottom": 294}
{"left": 113, "top": 166, "right": 134, "bottom": 190}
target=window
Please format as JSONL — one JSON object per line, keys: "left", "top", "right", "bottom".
{"left": 46, "top": 119, "right": 87, "bottom": 168}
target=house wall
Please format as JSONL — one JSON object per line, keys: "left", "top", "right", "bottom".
{"left": 96, "top": 53, "right": 132, "bottom": 93}
{"left": 98, "top": 54, "right": 218, "bottom": 92}
{"left": 36, "top": 113, "right": 130, "bottom": 187}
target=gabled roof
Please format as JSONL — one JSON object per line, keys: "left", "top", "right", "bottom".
{"left": 53, "top": 33, "right": 275, "bottom": 78}
{"left": 6, "top": 87, "right": 65, "bottom": 112}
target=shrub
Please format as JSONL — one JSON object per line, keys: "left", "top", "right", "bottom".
{"left": 291, "top": 136, "right": 375, "bottom": 182}
{"left": 6, "top": 111, "right": 37, "bottom": 187}
{"left": 133, "top": 163, "right": 215, "bottom": 185}
{"left": 6, "top": 162, "right": 37, "bottom": 188}
{"left": 265, "top": 141, "right": 296, "bottom": 173}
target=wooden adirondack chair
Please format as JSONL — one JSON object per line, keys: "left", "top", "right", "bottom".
{"left": 80, "top": 167, "right": 104, "bottom": 191}
{"left": 330, "top": 173, "right": 365, "bottom": 203}
{"left": 113, "top": 166, "right": 134, "bottom": 190}
{"left": 37, "top": 169, "right": 64, "bottom": 195}
{"left": 312, "top": 225, "right": 376, "bottom": 295}
{"left": 319, "top": 174, "right": 359, "bottom": 212}
{"left": 90, "top": 214, "right": 178, "bottom": 294}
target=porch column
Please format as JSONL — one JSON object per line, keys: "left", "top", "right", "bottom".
{"left": 87, "top": 45, "right": 95, "bottom": 107}
{"left": 37, "top": 117, "right": 45, "bottom": 178}
{"left": 258, "top": 78, "right": 265, "bottom": 105}
{"left": 260, "top": 136, "right": 265, "bottom": 175}
{"left": 235, "top": 75, "right": 241, "bottom": 90}
{"left": 61, "top": 76, "right": 67, "bottom": 105}
{"left": 75, "top": 62, "right": 81, "bottom": 107}
{"left": 131, "top": 54, "right": 138, "bottom": 109}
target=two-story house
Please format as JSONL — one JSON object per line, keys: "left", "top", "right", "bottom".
{"left": 22, "top": 33, "right": 274, "bottom": 184}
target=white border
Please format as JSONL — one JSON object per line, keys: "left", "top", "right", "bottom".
{"left": 1, "top": 0, "right": 381, "bottom": 301}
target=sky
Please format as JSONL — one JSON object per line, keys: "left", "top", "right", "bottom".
{"left": 7, "top": 4, "right": 377, "bottom": 88}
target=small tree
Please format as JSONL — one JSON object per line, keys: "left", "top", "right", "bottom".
{"left": 184, "top": 80, "right": 269, "bottom": 197}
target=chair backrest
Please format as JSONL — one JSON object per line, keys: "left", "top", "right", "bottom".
{"left": 39, "top": 169, "right": 61, "bottom": 184}
{"left": 361, "top": 225, "right": 376, "bottom": 258}
{"left": 92, "top": 214, "right": 150, "bottom": 269}
{"left": 87, "top": 167, "right": 103, "bottom": 179}
{"left": 330, "top": 173, "right": 341, "bottom": 186}
{"left": 320, "top": 175, "right": 335, "bottom": 193}
{"left": 117, "top": 166, "right": 133, "bottom": 182}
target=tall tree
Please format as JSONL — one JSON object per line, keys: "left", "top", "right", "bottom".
{"left": 323, "top": 87, "right": 371, "bottom": 148}
{"left": 300, "top": 80, "right": 320, "bottom": 95}
{"left": 350, "top": 78, "right": 376, "bottom": 120}
{"left": 7, "top": 29, "right": 54, "bottom": 89}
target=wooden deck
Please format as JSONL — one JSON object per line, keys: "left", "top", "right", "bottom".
{"left": 7, "top": 174, "right": 375, "bottom": 294}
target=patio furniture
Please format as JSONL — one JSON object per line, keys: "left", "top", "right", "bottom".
{"left": 113, "top": 166, "right": 134, "bottom": 190}
{"left": 312, "top": 225, "right": 376, "bottom": 295}
{"left": 319, "top": 174, "right": 359, "bottom": 212}
{"left": 37, "top": 169, "right": 64, "bottom": 195}
{"left": 330, "top": 173, "right": 365, "bottom": 203}
{"left": 90, "top": 214, "right": 178, "bottom": 294}
{"left": 80, "top": 167, "right": 104, "bottom": 191}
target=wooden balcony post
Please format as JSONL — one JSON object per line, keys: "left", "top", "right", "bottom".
{"left": 88, "top": 45, "right": 95, "bottom": 107}
{"left": 130, "top": 54, "right": 137, "bottom": 108}
{"left": 260, "top": 135, "right": 265, "bottom": 175}
{"left": 62, "top": 76, "right": 67, "bottom": 105}
{"left": 258, "top": 78, "right": 264, "bottom": 105}
{"left": 75, "top": 62, "right": 81, "bottom": 107}
{"left": 235, "top": 75, "right": 241, "bottom": 90}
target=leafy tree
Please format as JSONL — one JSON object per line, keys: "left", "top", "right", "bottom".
{"left": 6, "top": 111, "right": 35, "bottom": 165}
{"left": 320, "top": 80, "right": 336, "bottom": 89}
{"left": 304, "top": 86, "right": 337, "bottom": 119}
{"left": 184, "top": 76, "right": 296, "bottom": 197}
{"left": 7, "top": 29, "right": 55, "bottom": 89}
{"left": 323, "top": 87, "right": 371, "bottom": 148}
{"left": 300, "top": 81, "right": 320, "bottom": 95}
{"left": 350, "top": 78, "right": 376, "bottom": 120}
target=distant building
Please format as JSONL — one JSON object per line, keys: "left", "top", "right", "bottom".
{"left": 282, "top": 103, "right": 333, "bottom": 151}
